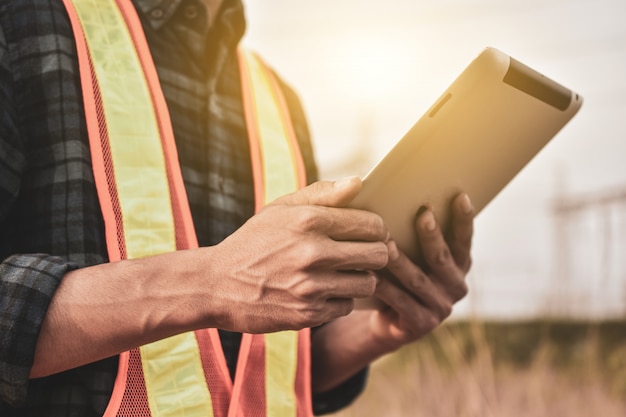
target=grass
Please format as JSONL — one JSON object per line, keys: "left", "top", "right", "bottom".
{"left": 329, "top": 320, "right": 626, "bottom": 417}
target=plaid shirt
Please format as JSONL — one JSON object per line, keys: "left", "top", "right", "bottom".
{"left": 0, "top": 0, "right": 365, "bottom": 415}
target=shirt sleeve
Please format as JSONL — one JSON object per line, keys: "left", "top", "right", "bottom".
{"left": 312, "top": 367, "right": 368, "bottom": 415}
{"left": 0, "top": 255, "right": 78, "bottom": 406}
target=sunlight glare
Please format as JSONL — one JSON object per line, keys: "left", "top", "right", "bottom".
{"left": 328, "top": 31, "right": 414, "bottom": 101}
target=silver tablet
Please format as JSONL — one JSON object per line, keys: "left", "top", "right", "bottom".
{"left": 349, "top": 47, "right": 583, "bottom": 262}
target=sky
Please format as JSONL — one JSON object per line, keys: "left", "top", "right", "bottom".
{"left": 241, "top": 0, "right": 626, "bottom": 319}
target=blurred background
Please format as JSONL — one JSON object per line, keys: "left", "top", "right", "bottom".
{"left": 242, "top": 0, "right": 626, "bottom": 415}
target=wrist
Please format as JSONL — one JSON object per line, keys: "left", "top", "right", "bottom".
{"left": 366, "top": 312, "right": 404, "bottom": 356}
{"left": 137, "top": 247, "right": 228, "bottom": 333}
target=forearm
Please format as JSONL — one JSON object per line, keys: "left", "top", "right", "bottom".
{"left": 310, "top": 310, "right": 396, "bottom": 394}
{"left": 30, "top": 248, "right": 218, "bottom": 378}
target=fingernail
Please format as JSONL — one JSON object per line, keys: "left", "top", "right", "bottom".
{"left": 421, "top": 211, "right": 436, "bottom": 231}
{"left": 334, "top": 176, "right": 358, "bottom": 190}
{"left": 460, "top": 193, "right": 473, "bottom": 214}
{"left": 416, "top": 205, "right": 428, "bottom": 217}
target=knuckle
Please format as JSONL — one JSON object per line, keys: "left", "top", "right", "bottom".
{"left": 429, "top": 247, "right": 452, "bottom": 267}
{"left": 292, "top": 277, "right": 318, "bottom": 299}
{"left": 298, "top": 303, "right": 326, "bottom": 328}
{"left": 296, "top": 298, "right": 356, "bottom": 329}
{"left": 299, "top": 313, "right": 319, "bottom": 329}
{"left": 374, "top": 243, "right": 390, "bottom": 269}
{"left": 426, "top": 295, "right": 452, "bottom": 321}
{"left": 368, "top": 272, "right": 378, "bottom": 290}
{"left": 406, "top": 271, "right": 426, "bottom": 294}
{"left": 293, "top": 207, "right": 324, "bottom": 232}
{"left": 421, "top": 314, "right": 440, "bottom": 333}
{"left": 369, "top": 213, "right": 386, "bottom": 238}
{"left": 362, "top": 273, "right": 378, "bottom": 296}
{"left": 298, "top": 240, "right": 325, "bottom": 268}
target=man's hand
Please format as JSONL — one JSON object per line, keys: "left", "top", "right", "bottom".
{"left": 208, "top": 177, "right": 389, "bottom": 334}
{"left": 369, "top": 193, "right": 474, "bottom": 350}
{"left": 311, "top": 192, "right": 473, "bottom": 394}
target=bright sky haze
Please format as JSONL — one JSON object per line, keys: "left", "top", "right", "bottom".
{"left": 242, "top": 0, "right": 626, "bottom": 319}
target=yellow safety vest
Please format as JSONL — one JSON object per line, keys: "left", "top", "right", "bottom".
{"left": 61, "top": 1, "right": 312, "bottom": 416}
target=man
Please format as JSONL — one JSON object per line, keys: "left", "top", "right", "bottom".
{"left": 0, "top": 0, "right": 473, "bottom": 415}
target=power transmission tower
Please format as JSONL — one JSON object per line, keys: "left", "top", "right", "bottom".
{"left": 552, "top": 186, "right": 626, "bottom": 318}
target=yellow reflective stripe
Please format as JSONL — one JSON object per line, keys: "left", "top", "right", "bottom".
{"left": 70, "top": 1, "right": 214, "bottom": 416}
{"left": 72, "top": 0, "right": 174, "bottom": 260}
{"left": 240, "top": 49, "right": 300, "bottom": 205}
{"left": 239, "top": 49, "right": 300, "bottom": 417}
{"left": 265, "top": 332, "right": 299, "bottom": 417}
{"left": 140, "top": 334, "right": 214, "bottom": 417}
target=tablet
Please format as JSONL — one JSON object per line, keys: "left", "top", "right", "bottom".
{"left": 349, "top": 47, "right": 583, "bottom": 262}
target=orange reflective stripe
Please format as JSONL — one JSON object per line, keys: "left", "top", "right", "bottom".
{"left": 228, "top": 335, "right": 265, "bottom": 417}
{"left": 295, "top": 329, "right": 312, "bottom": 417}
{"left": 195, "top": 329, "right": 233, "bottom": 417}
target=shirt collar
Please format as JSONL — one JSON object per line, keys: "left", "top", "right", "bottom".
{"left": 133, "top": 0, "right": 224, "bottom": 31}
{"left": 133, "top": 0, "right": 182, "bottom": 30}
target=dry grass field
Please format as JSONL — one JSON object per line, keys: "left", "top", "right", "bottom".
{"left": 329, "top": 320, "right": 626, "bottom": 417}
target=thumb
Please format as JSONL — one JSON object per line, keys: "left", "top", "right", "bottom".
{"left": 272, "top": 177, "right": 362, "bottom": 208}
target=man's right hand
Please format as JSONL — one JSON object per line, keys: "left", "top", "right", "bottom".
{"left": 31, "top": 177, "right": 387, "bottom": 378}
{"left": 207, "top": 177, "right": 389, "bottom": 334}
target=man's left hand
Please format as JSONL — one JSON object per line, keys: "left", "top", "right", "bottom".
{"left": 369, "top": 192, "right": 474, "bottom": 350}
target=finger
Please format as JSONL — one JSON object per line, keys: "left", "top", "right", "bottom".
{"left": 382, "top": 241, "right": 454, "bottom": 318}
{"left": 313, "top": 240, "right": 389, "bottom": 271}
{"left": 323, "top": 298, "right": 356, "bottom": 320}
{"left": 376, "top": 276, "right": 446, "bottom": 342}
{"left": 447, "top": 193, "right": 474, "bottom": 272}
{"left": 297, "top": 298, "right": 355, "bottom": 329}
{"left": 271, "top": 177, "right": 362, "bottom": 208}
{"left": 375, "top": 275, "right": 421, "bottom": 321}
{"left": 415, "top": 209, "right": 468, "bottom": 299}
{"left": 323, "top": 207, "right": 387, "bottom": 242}
{"left": 383, "top": 240, "right": 445, "bottom": 306}
{"left": 282, "top": 205, "right": 387, "bottom": 242}
{"left": 321, "top": 270, "right": 378, "bottom": 299}
{"left": 374, "top": 276, "right": 442, "bottom": 332}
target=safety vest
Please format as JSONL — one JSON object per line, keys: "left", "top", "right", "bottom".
{"left": 61, "top": 1, "right": 313, "bottom": 416}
